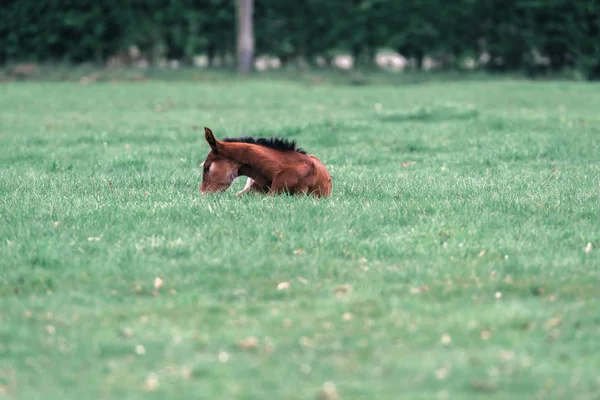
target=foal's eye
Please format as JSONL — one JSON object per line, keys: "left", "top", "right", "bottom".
{"left": 203, "top": 165, "right": 210, "bottom": 173}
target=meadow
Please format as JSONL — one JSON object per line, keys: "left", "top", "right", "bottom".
{"left": 1, "top": 74, "right": 599, "bottom": 399}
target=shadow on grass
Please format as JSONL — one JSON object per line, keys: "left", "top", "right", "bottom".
{"left": 378, "top": 106, "right": 479, "bottom": 123}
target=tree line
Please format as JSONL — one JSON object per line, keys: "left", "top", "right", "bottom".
{"left": 1, "top": 0, "right": 599, "bottom": 79}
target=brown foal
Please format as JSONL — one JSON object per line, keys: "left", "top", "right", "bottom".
{"left": 199, "top": 127, "right": 332, "bottom": 197}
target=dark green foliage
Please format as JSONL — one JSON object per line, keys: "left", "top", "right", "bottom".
{"left": 517, "top": 0, "right": 600, "bottom": 78}
{"left": 0, "top": 0, "right": 236, "bottom": 65}
{"left": 0, "top": 0, "right": 599, "bottom": 78}
{"left": 0, "top": 0, "right": 121, "bottom": 63}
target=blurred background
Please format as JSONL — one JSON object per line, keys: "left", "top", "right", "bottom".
{"left": 1, "top": 0, "right": 599, "bottom": 80}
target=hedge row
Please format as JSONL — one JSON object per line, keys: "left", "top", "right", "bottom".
{"left": 1, "top": 0, "right": 598, "bottom": 78}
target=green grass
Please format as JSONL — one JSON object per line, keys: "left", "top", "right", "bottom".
{"left": 1, "top": 77, "right": 599, "bottom": 399}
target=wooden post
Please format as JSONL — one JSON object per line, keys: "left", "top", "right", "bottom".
{"left": 236, "top": 0, "right": 254, "bottom": 74}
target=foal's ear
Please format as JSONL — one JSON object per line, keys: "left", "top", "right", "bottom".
{"left": 204, "top": 127, "right": 219, "bottom": 151}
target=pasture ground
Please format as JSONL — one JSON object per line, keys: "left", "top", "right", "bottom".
{"left": 1, "top": 75, "right": 599, "bottom": 399}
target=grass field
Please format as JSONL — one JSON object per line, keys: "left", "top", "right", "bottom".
{"left": 1, "top": 76, "right": 599, "bottom": 399}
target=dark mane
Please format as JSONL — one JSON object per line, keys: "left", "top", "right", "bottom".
{"left": 222, "top": 136, "right": 307, "bottom": 154}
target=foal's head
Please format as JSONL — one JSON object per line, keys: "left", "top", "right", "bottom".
{"left": 199, "top": 127, "right": 241, "bottom": 193}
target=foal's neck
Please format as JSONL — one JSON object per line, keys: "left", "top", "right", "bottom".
{"left": 238, "top": 164, "right": 268, "bottom": 186}
{"left": 221, "top": 142, "right": 279, "bottom": 182}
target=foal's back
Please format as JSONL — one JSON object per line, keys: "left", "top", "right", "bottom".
{"left": 248, "top": 147, "right": 332, "bottom": 197}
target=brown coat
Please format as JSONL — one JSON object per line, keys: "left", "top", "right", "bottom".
{"left": 200, "top": 127, "right": 332, "bottom": 197}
